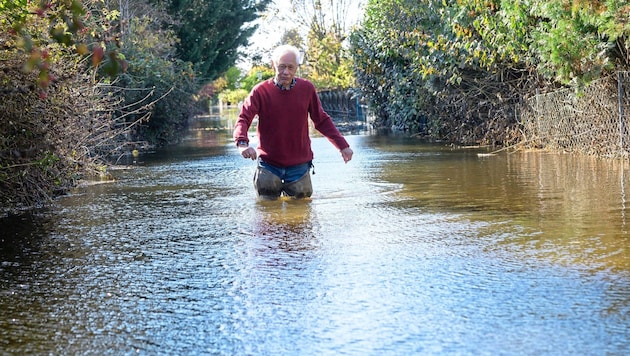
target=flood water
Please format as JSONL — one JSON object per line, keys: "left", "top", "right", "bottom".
{"left": 1, "top": 113, "right": 629, "bottom": 355}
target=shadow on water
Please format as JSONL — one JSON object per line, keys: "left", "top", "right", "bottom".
{"left": 0, "top": 213, "right": 59, "bottom": 280}
{"left": 1, "top": 213, "right": 53, "bottom": 251}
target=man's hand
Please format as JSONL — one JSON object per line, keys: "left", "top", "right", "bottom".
{"left": 239, "top": 146, "right": 257, "bottom": 160}
{"left": 340, "top": 147, "right": 353, "bottom": 163}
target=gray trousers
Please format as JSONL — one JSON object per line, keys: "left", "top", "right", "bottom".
{"left": 253, "top": 167, "right": 313, "bottom": 200}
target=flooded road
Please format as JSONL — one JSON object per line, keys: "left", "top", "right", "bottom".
{"left": 1, "top": 115, "right": 629, "bottom": 354}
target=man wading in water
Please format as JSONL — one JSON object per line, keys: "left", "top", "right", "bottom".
{"left": 233, "top": 44, "right": 353, "bottom": 200}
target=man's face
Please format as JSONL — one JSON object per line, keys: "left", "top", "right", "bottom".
{"left": 272, "top": 52, "right": 298, "bottom": 88}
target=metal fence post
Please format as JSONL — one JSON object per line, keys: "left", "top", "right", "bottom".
{"left": 534, "top": 88, "right": 543, "bottom": 140}
{"left": 619, "top": 72, "right": 626, "bottom": 155}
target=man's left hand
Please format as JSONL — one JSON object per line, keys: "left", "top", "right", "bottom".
{"left": 341, "top": 147, "right": 353, "bottom": 163}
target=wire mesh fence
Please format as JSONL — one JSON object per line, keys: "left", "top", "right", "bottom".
{"left": 521, "top": 71, "right": 630, "bottom": 158}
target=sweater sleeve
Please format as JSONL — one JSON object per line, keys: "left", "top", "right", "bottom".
{"left": 308, "top": 85, "right": 350, "bottom": 150}
{"left": 233, "top": 87, "right": 259, "bottom": 143}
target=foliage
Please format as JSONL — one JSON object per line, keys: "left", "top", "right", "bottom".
{"left": 240, "top": 65, "right": 274, "bottom": 92}
{"left": 216, "top": 65, "right": 274, "bottom": 105}
{"left": 0, "top": 24, "right": 120, "bottom": 214}
{"left": 304, "top": 29, "right": 355, "bottom": 89}
{"left": 0, "top": 0, "right": 29, "bottom": 27}
{"left": 215, "top": 66, "right": 244, "bottom": 104}
{"left": 210, "top": 77, "right": 228, "bottom": 95}
{"left": 116, "top": 13, "right": 198, "bottom": 146}
{"left": 350, "top": 0, "right": 630, "bottom": 142}
{"left": 0, "top": 0, "right": 275, "bottom": 214}
{"left": 456, "top": 0, "right": 629, "bottom": 86}
{"left": 167, "top": 0, "right": 272, "bottom": 82}
{"left": 277, "top": 0, "right": 360, "bottom": 90}
{"left": 350, "top": 0, "right": 426, "bottom": 129}
{"left": 529, "top": 0, "right": 630, "bottom": 87}
{"left": 280, "top": 28, "right": 305, "bottom": 49}
{"left": 223, "top": 67, "right": 242, "bottom": 90}
{"left": 214, "top": 65, "right": 273, "bottom": 106}
{"left": 1, "top": 0, "right": 127, "bottom": 96}
{"left": 218, "top": 88, "right": 249, "bottom": 106}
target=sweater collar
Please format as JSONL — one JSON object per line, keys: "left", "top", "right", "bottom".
{"left": 273, "top": 78, "right": 297, "bottom": 91}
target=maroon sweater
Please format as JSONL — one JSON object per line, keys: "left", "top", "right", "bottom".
{"left": 233, "top": 78, "right": 350, "bottom": 167}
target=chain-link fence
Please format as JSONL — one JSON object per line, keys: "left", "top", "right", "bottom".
{"left": 521, "top": 71, "right": 630, "bottom": 158}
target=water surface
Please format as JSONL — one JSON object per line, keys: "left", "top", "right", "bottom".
{"left": 1, "top": 116, "right": 628, "bottom": 355}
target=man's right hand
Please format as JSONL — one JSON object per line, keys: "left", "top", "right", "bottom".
{"left": 239, "top": 146, "right": 257, "bottom": 160}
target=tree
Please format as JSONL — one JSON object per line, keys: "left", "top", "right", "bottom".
{"left": 288, "top": 0, "right": 363, "bottom": 42}
{"left": 280, "top": 28, "right": 305, "bottom": 49}
{"left": 305, "top": 30, "right": 355, "bottom": 89}
{"left": 167, "top": 0, "right": 272, "bottom": 82}
{"left": 256, "top": 0, "right": 363, "bottom": 89}
{"left": 240, "top": 65, "right": 274, "bottom": 92}
{"left": 215, "top": 65, "right": 273, "bottom": 106}
{"left": 116, "top": 5, "right": 198, "bottom": 146}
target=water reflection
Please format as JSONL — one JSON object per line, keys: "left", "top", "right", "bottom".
{"left": 252, "top": 199, "right": 318, "bottom": 246}
{"left": 369, "top": 140, "right": 630, "bottom": 273}
{"left": 0, "top": 116, "right": 629, "bottom": 354}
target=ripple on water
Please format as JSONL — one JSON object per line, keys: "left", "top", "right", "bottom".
{"left": 1, "top": 136, "right": 629, "bottom": 355}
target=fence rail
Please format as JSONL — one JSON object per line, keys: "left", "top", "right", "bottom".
{"left": 318, "top": 89, "right": 367, "bottom": 123}
{"left": 521, "top": 71, "right": 630, "bottom": 158}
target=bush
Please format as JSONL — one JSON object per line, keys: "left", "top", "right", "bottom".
{"left": 0, "top": 31, "right": 119, "bottom": 214}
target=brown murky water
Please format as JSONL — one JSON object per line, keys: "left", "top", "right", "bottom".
{"left": 0, "top": 114, "right": 628, "bottom": 354}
